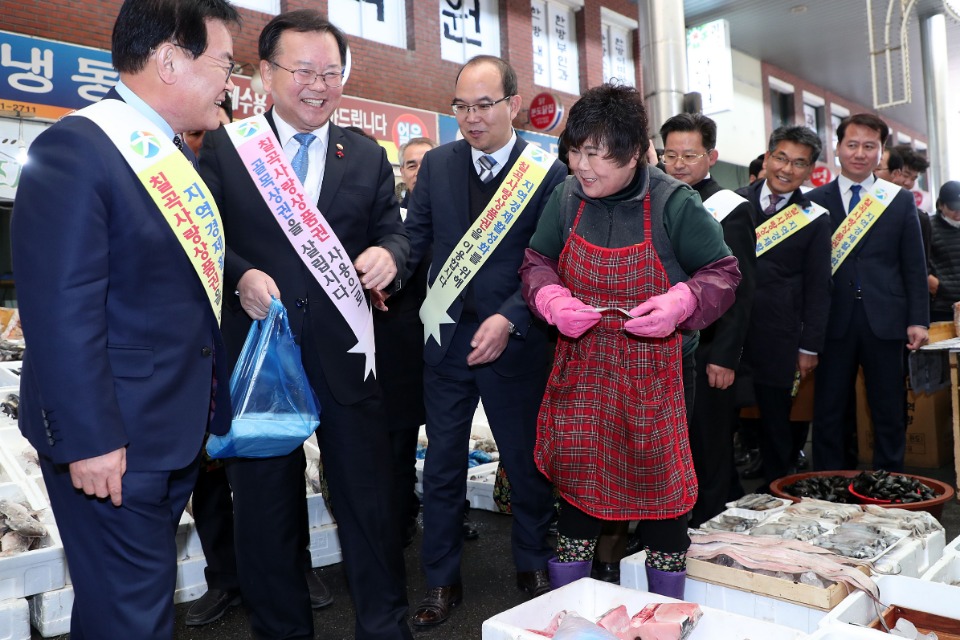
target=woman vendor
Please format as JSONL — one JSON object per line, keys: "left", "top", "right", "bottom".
{"left": 519, "top": 83, "right": 740, "bottom": 599}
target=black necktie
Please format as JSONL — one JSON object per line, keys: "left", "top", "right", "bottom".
{"left": 173, "top": 134, "right": 184, "bottom": 151}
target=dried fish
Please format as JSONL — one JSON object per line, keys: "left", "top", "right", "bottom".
{"left": 701, "top": 514, "right": 759, "bottom": 533}
{"left": 0, "top": 530, "right": 32, "bottom": 555}
{"left": 812, "top": 523, "right": 899, "bottom": 560}
{"left": 749, "top": 515, "right": 826, "bottom": 541}
{"left": 732, "top": 493, "right": 784, "bottom": 511}
{"left": 0, "top": 500, "right": 46, "bottom": 538}
{"left": 784, "top": 498, "right": 862, "bottom": 523}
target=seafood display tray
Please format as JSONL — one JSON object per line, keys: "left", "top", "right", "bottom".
{"left": 481, "top": 577, "right": 804, "bottom": 640}
{"left": 723, "top": 495, "right": 792, "bottom": 519}
{"left": 0, "top": 598, "right": 29, "bottom": 640}
{"left": 0, "top": 479, "right": 64, "bottom": 602}
{"left": 921, "top": 552, "right": 960, "bottom": 586}
{"left": 821, "top": 574, "right": 960, "bottom": 634}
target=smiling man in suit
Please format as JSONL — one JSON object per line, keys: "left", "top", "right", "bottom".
{"left": 198, "top": 11, "right": 411, "bottom": 640}
{"left": 404, "top": 55, "right": 566, "bottom": 627}
{"left": 807, "top": 113, "right": 928, "bottom": 473}
{"left": 12, "top": 0, "right": 239, "bottom": 637}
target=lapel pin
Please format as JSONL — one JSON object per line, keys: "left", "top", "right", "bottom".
{"left": 336, "top": 143, "right": 344, "bottom": 158}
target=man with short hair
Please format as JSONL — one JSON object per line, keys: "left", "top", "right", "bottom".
{"left": 748, "top": 153, "right": 766, "bottom": 185}
{"left": 736, "top": 126, "right": 832, "bottom": 489}
{"left": 12, "top": 0, "right": 239, "bottom": 636}
{"left": 894, "top": 143, "right": 930, "bottom": 191}
{"left": 875, "top": 147, "right": 905, "bottom": 186}
{"left": 658, "top": 113, "right": 756, "bottom": 525}
{"left": 399, "top": 137, "right": 436, "bottom": 208}
{"left": 926, "top": 181, "right": 960, "bottom": 321}
{"left": 199, "top": 11, "right": 412, "bottom": 639}
{"left": 808, "top": 114, "right": 928, "bottom": 472}
{"left": 404, "top": 54, "right": 566, "bottom": 626}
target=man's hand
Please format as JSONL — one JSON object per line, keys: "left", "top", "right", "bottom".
{"left": 907, "top": 325, "right": 928, "bottom": 351}
{"left": 797, "top": 352, "right": 818, "bottom": 379}
{"left": 467, "top": 314, "right": 511, "bottom": 366}
{"left": 237, "top": 269, "right": 281, "bottom": 320}
{"left": 69, "top": 448, "right": 126, "bottom": 507}
{"left": 370, "top": 289, "right": 391, "bottom": 312}
{"left": 929, "top": 274, "right": 940, "bottom": 297}
{"left": 354, "top": 247, "right": 396, "bottom": 291}
{"left": 706, "top": 364, "right": 735, "bottom": 389}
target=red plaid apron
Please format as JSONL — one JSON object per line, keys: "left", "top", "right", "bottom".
{"left": 534, "top": 195, "right": 697, "bottom": 520}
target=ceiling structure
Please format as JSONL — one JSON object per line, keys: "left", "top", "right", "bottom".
{"left": 681, "top": 0, "right": 960, "bottom": 139}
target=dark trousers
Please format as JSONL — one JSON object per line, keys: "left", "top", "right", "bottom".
{"left": 687, "top": 350, "right": 735, "bottom": 527}
{"left": 389, "top": 425, "right": 421, "bottom": 534}
{"left": 41, "top": 454, "right": 198, "bottom": 639}
{"left": 191, "top": 462, "right": 239, "bottom": 591}
{"left": 814, "top": 302, "right": 907, "bottom": 472}
{"left": 755, "top": 383, "right": 795, "bottom": 484}
{"left": 421, "top": 319, "right": 554, "bottom": 587}
{"left": 558, "top": 496, "right": 689, "bottom": 555}
{"left": 228, "top": 322, "right": 412, "bottom": 640}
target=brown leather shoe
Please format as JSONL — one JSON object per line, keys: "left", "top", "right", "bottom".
{"left": 516, "top": 569, "right": 550, "bottom": 597}
{"left": 411, "top": 584, "right": 463, "bottom": 627}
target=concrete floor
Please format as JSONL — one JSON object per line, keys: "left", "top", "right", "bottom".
{"left": 33, "top": 459, "right": 960, "bottom": 639}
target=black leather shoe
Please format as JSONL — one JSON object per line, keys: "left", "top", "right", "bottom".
{"left": 462, "top": 515, "right": 479, "bottom": 541}
{"left": 411, "top": 584, "right": 463, "bottom": 627}
{"left": 305, "top": 570, "right": 333, "bottom": 609}
{"left": 185, "top": 588, "right": 241, "bottom": 626}
{"left": 516, "top": 569, "right": 550, "bottom": 597}
{"left": 592, "top": 561, "right": 620, "bottom": 584}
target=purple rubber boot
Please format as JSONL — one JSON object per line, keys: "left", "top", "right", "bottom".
{"left": 547, "top": 556, "right": 592, "bottom": 590}
{"left": 645, "top": 565, "right": 686, "bottom": 600}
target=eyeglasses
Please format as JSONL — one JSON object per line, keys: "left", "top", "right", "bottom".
{"left": 271, "top": 61, "right": 344, "bottom": 88}
{"left": 174, "top": 44, "right": 236, "bottom": 82}
{"left": 450, "top": 95, "right": 513, "bottom": 115}
{"left": 767, "top": 153, "right": 812, "bottom": 171}
{"left": 660, "top": 151, "right": 708, "bottom": 165}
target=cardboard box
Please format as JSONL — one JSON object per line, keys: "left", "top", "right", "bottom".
{"left": 856, "top": 369, "right": 954, "bottom": 468}
{"left": 482, "top": 577, "right": 805, "bottom": 640}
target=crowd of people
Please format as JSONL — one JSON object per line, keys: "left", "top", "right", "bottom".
{"left": 9, "top": 1, "right": 951, "bottom": 638}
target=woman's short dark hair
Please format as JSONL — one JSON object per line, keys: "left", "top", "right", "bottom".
{"left": 112, "top": 0, "right": 240, "bottom": 74}
{"left": 562, "top": 83, "right": 648, "bottom": 167}
{"left": 259, "top": 10, "right": 348, "bottom": 67}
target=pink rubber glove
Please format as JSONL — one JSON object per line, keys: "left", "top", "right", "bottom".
{"left": 534, "top": 284, "right": 602, "bottom": 338}
{"left": 624, "top": 282, "right": 697, "bottom": 338}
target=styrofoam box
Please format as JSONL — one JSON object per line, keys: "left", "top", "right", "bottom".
{"left": 806, "top": 622, "right": 887, "bottom": 639}
{"left": 723, "top": 495, "right": 791, "bottom": 519}
{"left": 911, "top": 528, "right": 945, "bottom": 576}
{"left": 175, "top": 555, "right": 208, "bottom": 604}
{"left": 920, "top": 551, "right": 960, "bottom": 586}
{"left": 944, "top": 532, "right": 960, "bottom": 558}
{"left": 0, "top": 365, "right": 19, "bottom": 391}
{"left": 0, "top": 598, "right": 29, "bottom": 640}
{"left": 307, "top": 493, "right": 335, "bottom": 528}
{"left": 0, "top": 491, "right": 65, "bottom": 600}
{"left": 309, "top": 524, "right": 342, "bottom": 568}
{"left": 820, "top": 574, "right": 960, "bottom": 631}
{"left": 466, "top": 461, "right": 499, "bottom": 512}
{"left": 482, "top": 577, "right": 805, "bottom": 640}
{"left": 175, "top": 510, "right": 203, "bottom": 561}
{"left": 620, "top": 551, "right": 828, "bottom": 633}
{"left": 29, "top": 586, "right": 72, "bottom": 638}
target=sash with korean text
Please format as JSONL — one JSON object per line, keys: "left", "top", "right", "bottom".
{"left": 829, "top": 178, "right": 899, "bottom": 274}
{"left": 419, "top": 145, "right": 557, "bottom": 346}
{"left": 702, "top": 189, "right": 747, "bottom": 223}
{"left": 755, "top": 201, "right": 829, "bottom": 258}
{"left": 225, "top": 115, "right": 376, "bottom": 380}
{"left": 71, "top": 100, "right": 224, "bottom": 323}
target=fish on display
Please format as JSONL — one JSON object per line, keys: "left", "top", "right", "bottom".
{"left": 731, "top": 494, "right": 784, "bottom": 511}
{"left": 701, "top": 514, "right": 759, "bottom": 533}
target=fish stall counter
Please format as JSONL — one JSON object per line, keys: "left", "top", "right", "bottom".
{"left": 482, "top": 578, "right": 805, "bottom": 640}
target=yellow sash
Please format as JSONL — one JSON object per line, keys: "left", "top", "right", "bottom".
{"left": 755, "top": 201, "right": 828, "bottom": 257}
{"left": 420, "top": 144, "right": 556, "bottom": 346}
{"left": 70, "top": 100, "right": 224, "bottom": 323}
{"left": 830, "top": 178, "right": 899, "bottom": 274}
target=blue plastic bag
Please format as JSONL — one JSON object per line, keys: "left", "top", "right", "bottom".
{"left": 206, "top": 299, "right": 320, "bottom": 459}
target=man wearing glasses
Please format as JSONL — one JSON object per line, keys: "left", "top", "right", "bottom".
{"left": 735, "top": 125, "right": 832, "bottom": 490}
{"left": 198, "top": 11, "right": 412, "bottom": 640}
{"left": 404, "top": 55, "right": 566, "bottom": 627}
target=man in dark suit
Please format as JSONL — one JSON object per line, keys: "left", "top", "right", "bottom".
{"left": 659, "top": 113, "right": 757, "bottom": 526}
{"left": 11, "top": 0, "right": 238, "bottom": 637}
{"left": 404, "top": 55, "right": 566, "bottom": 626}
{"left": 198, "top": 12, "right": 412, "bottom": 640}
{"left": 736, "top": 125, "right": 832, "bottom": 489}
{"left": 808, "top": 113, "right": 929, "bottom": 472}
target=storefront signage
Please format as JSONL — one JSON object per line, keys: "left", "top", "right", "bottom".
{"left": 810, "top": 165, "right": 832, "bottom": 187}
{"left": 686, "top": 19, "right": 734, "bottom": 115}
{"left": 528, "top": 92, "right": 563, "bottom": 131}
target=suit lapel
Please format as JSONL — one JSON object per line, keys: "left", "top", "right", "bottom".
{"left": 825, "top": 180, "right": 845, "bottom": 227}
{"left": 317, "top": 125, "right": 346, "bottom": 214}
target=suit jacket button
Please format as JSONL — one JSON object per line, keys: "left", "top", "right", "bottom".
{"left": 47, "top": 436, "right": 55, "bottom": 446}
{"left": 200, "top": 346, "right": 213, "bottom": 357}
{"left": 296, "top": 298, "right": 308, "bottom": 308}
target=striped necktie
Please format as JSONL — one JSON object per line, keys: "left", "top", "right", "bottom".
{"left": 764, "top": 193, "right": 782, "bottom": 216}
{"left": 478, "top": 154, "right": 497, "bottom": 183}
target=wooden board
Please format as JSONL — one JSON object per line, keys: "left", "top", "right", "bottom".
{"left": 685, "top": 557, "right": 865, "bottom": 611}
{"left": 868, "top": 605, "right": 960, "bottom": 639}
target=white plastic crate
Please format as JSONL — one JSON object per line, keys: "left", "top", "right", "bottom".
{"left": 0, "top": 598, "right": 29, "bottom": 640}
{"left": 175, "top": 510, "right": 203, "bottom": 561}
{"left": 806, "top": 623, "right": 887, "bottom": 639}
{"left": 820, "top": 574, "right": 960, "bottom": 631}
{"left": 0, "top": 363, "right": 20, "bottom": 391}
{"left": 920, "top": 552, "right": 960, "bottom": 586}
{"left": 174, "top": 556, "right": 208, "bottom": 604}
{"left": 0, "top": 487, "right": 65, "bottom": 601}
{"left": 466, "top": 461, "right": 499, "bottom": 512}
{"left": 944, "top": 532, "right": 960, "bottom": 558}
{"left": 309, "top": 524, "right": 342, "bottom": 568}
{"left": 307, "top": 493, "right": 334, "bottom": 528}
{"left": 482, "top": 577, "right": 804, "bottom": 640}
{"left": 620, "top": 551, "right": 828, "bottom": 633}
{"left": 29, "top": 586, "right": 72, "bottom": 638}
